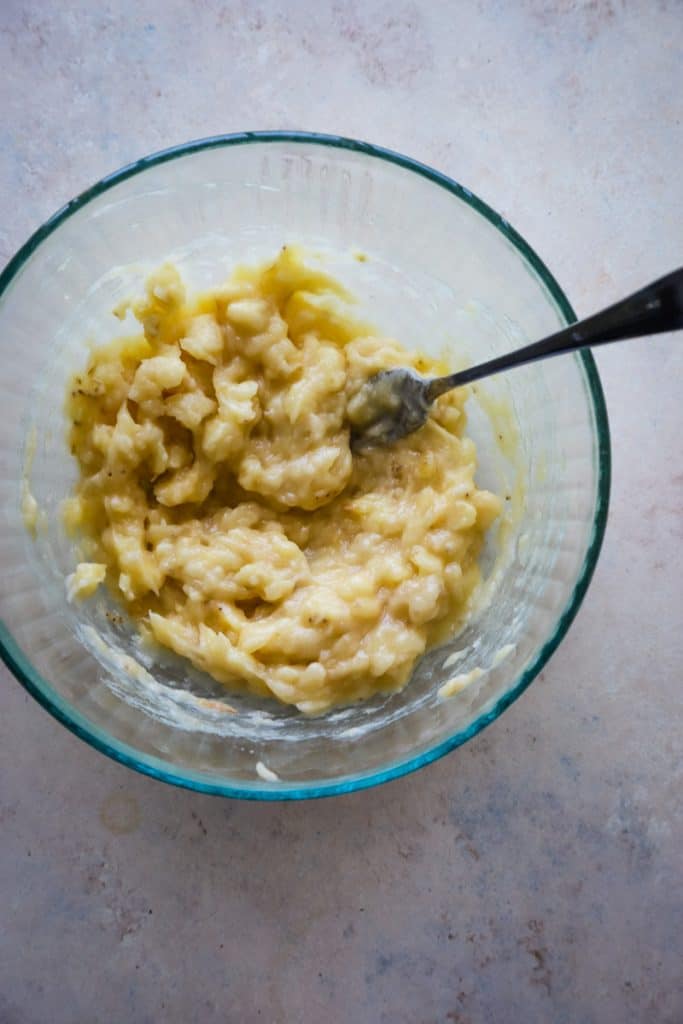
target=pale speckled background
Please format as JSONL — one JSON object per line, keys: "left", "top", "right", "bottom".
{"left": 1, "top": 2, "right": 682, "bottom": 1022}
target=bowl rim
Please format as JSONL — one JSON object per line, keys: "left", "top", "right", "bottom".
{"left": 0, "top": 130, "right": 611, "bottom": 800}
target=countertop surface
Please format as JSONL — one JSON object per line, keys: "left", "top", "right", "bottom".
{"left": 1, "top": 3, "right": 681, "bottom": 1022}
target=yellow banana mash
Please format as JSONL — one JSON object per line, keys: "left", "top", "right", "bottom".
{"left": 65, "top": 249, "right": 500, "bottom": 712}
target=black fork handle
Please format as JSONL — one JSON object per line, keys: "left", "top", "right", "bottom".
{"left": 426, "top": 267, "right": 683, "bottom": 401}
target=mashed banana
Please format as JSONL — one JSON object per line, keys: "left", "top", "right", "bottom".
{"left": 65, "top": 248, "right": 500, "bottom": 712}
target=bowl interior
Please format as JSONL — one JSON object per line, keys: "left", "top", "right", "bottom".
{"left": 0, "top": 135, "right": 608, "bottom": 796}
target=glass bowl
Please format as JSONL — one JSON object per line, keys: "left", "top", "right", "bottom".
{"left": 0, "top": 132, "right": 610, "bottom": 799}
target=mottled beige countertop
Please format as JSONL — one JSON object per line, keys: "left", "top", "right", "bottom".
{"left": 1, "top": 2, "right": 682, "bottom": 1022}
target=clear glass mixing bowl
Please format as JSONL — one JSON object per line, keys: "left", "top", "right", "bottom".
{"left": 0, "top": 133, "right": 610, "bottom": 798}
